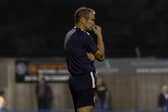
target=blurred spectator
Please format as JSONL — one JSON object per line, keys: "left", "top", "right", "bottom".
{"left": 35, "top": 74, "right": 53, "bottom": 112}
{"left": 0, "top": 91, "right": 7, "bottom": 112}
{"left": 158, "top": 85, "right": 168, "bottom": 112}
{"left": 95, "top": 76, "right": 110, "bottom": 110}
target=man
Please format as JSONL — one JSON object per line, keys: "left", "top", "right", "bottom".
{"left": 35, "top": 74, "right": 53, "bottom": 112}
{"left": 95, "top": 76, "right": 109, "bottom": 110}
{"left": 158, "top": 85, "right": 168, "bottom": 112}
{"left": 64, "top": 6, "right": 105, "bottom": 112}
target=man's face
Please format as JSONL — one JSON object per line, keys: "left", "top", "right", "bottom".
{"left": 162, "top": 85, "right": 168, "bottom": 93}
{"left": 83, "top": 13, "right": 95, "bottom": 30}
{"left": 38, "top": 74, "right": 44, "bottom": 81}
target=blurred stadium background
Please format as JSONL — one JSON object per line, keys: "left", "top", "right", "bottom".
{"left": 0, "top": 0, "right": 168, "bottom": 112}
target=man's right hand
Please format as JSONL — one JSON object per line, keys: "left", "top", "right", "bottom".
{"left": 91, "top": 25, "right": 102, "bottom": 37}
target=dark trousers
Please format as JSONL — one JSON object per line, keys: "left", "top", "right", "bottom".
{"left": 37, "top": 97, "right": 52, "bottom": 112}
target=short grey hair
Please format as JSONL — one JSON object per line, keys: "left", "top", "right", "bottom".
{"left": 74, "top": 6, "right": 96, "bottom": 23}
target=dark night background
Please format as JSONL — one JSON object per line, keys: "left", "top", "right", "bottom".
{"left": 1, "top": 0, "right": 168, "bottom": 58}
